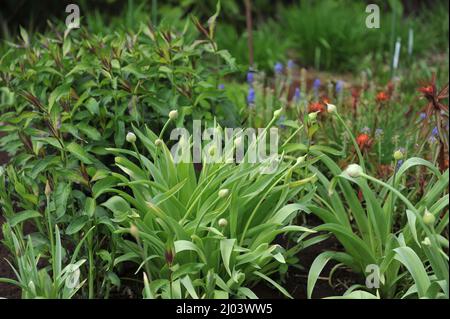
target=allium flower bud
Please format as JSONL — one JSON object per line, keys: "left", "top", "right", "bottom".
{"left": 169, "top": 110, "right": 178, "bottom": 121}
{"left": 218, "top": 218, "right": 228, "bottom": 228}
{"left": 45, "top": 180, "right": 52, "bottom": 197}
{"left": 326, "top": 103, "right": 337, "bottom": 113}
{"left": 130, "top": 224, "right": 139, "bottom": 239}
{"left": 423, "top": 209, "right": 436, "bottom": 226}
{"left": 273, "top": 108, "right": 283, "bottom": 118}
{"left": 218, "top": 189, "right": 229, "bottom": 198}
{"left": 296, "top": 155, "right": 307, "bottom": 165}
{"left": 345, "top": 164, "right": 363, "bottom": 178}
{"left": 155, "top": 139, "right": 163, "bottom": 147}
{"left": 422, "top": 237, "right": 431, "bottom": 246}
{"left": 308, "top": 112, "right": 318, "bottom": 121}
{"left": 393, "top": 150, "right": 404, "bottom": 161}
{"left": 126, "top": 132, "right": 136, "bottom": 143}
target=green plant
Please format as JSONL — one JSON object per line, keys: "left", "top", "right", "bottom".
{"left": 0, "top": 11, "right": 238, "bottom": 160}
{"left": 95, "top": 113, "right": 317, "bottom": 298}
{"left": 0, "top": 223, "right": 88, "bottom": 299}
{"left": 301, "top": 116, "right": 449, "bottom": 298}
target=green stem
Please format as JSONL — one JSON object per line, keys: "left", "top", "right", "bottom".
{"left": 335, "top": 112, "right": 366, "bottom": 171}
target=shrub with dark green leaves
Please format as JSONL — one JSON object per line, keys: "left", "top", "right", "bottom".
{"left": 0, "top": 11, "right": 238, "bottom": 164}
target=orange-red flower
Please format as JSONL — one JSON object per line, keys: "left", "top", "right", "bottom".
{"left": 356, "top": 133, "right": 372, "bottom": 150}
{"left": 418, "top": 85, "right": 434, "bottom": 98}
{"left": 376, "top": 91, "right": 389, "bottom": 102}
{"left": 308, "top": 102, "right": 325, "bottom": 113}
{"left": 321, "top": 97, "right": 331, "bottom": 105}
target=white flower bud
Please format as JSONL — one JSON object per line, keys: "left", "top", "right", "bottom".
{"left": 130, "top": 224, "right": 139, "bottom": 239}
{"left": 345, "top": 164, "right": 363, "bottom": 178}
{"left": 169, "top": 110, "right": 178, "bottom": 121}
{"left": 393, "top": 150, "right": 404, "bottom": 161}
{"left": 273, "top": 108, "right": 283, "bottom": 118}
{"left": 218, "top": 218, "right": 228, "bottom": 228}
{"left": 218, "top": 189, "right": 229, "bottom": 198}
{"left": 423, "top": 209, "right": 436, "bottom": 226}
{"left": 126, "top": 132, "right": 137, "bottom": 143}
{"left": 155, "top": 139, "right": 163, "bottom": 147}
{"left": 308, "top": 112, "right": 319, "bottom": 121}
{"left": 326, "top": 103, "right": 337, "bottom": 113}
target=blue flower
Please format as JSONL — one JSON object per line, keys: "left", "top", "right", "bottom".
{"left": 361, "top": 126, "right": 371, "bottom": 134}
{"left": 429, "top": 136, "right": 437, "bottom": 144}
{"left": 336, "top": 80, "right": 344, "bottom": 93}
{"left": 247, "top": 87, "right": 256, "bottom": 105}
{"left": 396, "top": 159, "right": 404, "bottom": 172}
{"left": 247, "top": 71, "right": 254, "bottom": 84}
{"left": 218, "top": 84, "right": 225, "bottom": 90}
{"left": 375, "top": 128, "right": 384, "bottom": 138}
{"left": 294, "top": 87, "right": 301, "bottom": 102}
{"left": 277, "top": 115, "right": 286, "bottom": 128}
{"left": 419, "top": 112, "right": 427, "bottom": 120}
{"left": 313, "top": 78, "right": 321, "bottom": 90}
{"left": 432, "top": 127, "right": 439, "bottom": 136}
{"left": 274, "top": 62, "right": 283, "bottom": 74}
{"left": 287, "top": 60, "right": 295, "bottom": 70}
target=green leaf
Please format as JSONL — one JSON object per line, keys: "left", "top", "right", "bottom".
{"left": 253, "top": 271, "right": 293, "bottom": 299}
{"left": 394, "top": 247, "right": 431, "bottom": 298}
{"left": 48, "top": 83, "right": 71, "bottom": 112}
{"left": 55, "top": 182, "right": 71, "bottom": 219}
{"left": 67, "top": 142, "right": 94, "bottom": 164}
{"left": 180, "top": 276, "right": 199, "bottom": 299}
{"left": 66, "top": 216, "right": 89, "bottom": 235}
{"left": 9, "top": 210, "right": 41, "bottom": 227}
{"left": 220, "top": 239, "right": 235, "bottom": 277}
{"left": 101, "top": 196, "right": 131, "bottom": 216}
